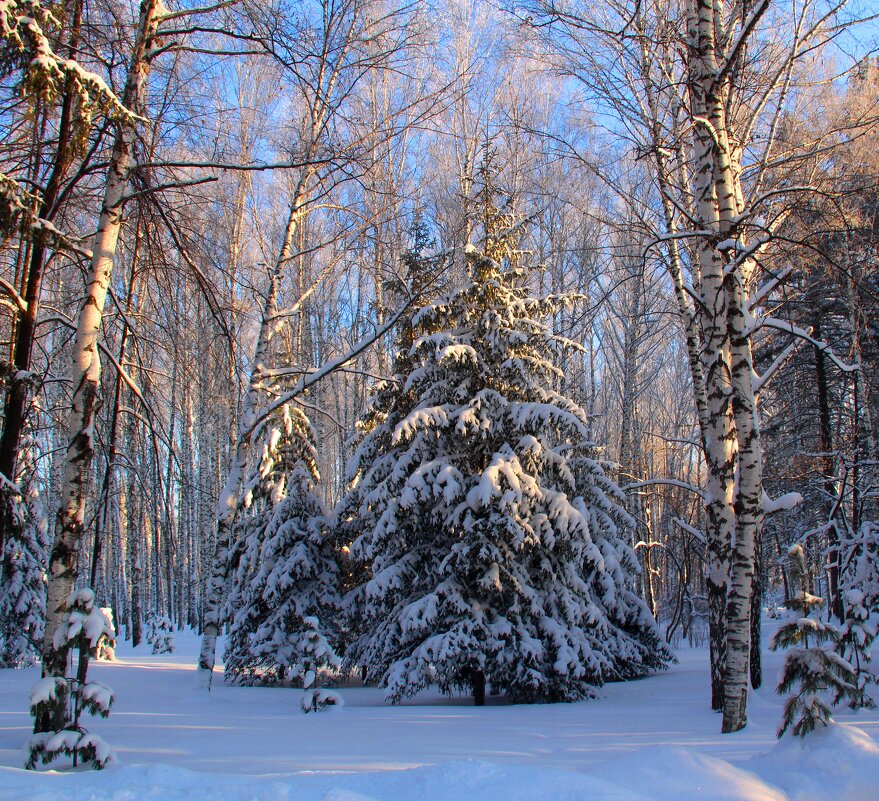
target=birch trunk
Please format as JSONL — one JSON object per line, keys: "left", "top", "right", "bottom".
{"left": 721, "top": 273, "right": 763, "bottom": 732}
{"left": 89, "top": 220, "right": 141, "bottom": 591}
{"left": 38, "top": 0, "right": 161, "bottom": 723}
{"left": 686, "top": 0, "right": 766, "bottom": 731}
{"left": 685, "top": 0, "right": 740, "bottom": 715}
{"left": 635, "top": 12, "right": 736, "bottom": 708}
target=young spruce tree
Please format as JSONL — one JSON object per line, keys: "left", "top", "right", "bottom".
{"left": 772, "top": 544, "right": 864, "bottom": 736}
{"left": 341, "top": 198, "right": 670, "bottom": 704}
{"left": 27, "top": 589, "right": 115, "bottom": 770}
{"left": 840, "top": 522, "right": 878, "bottom": 706}
{"left": 0, "top": 424, "right": 49, "bottom": 668}
{"left": 224, "top": 405, "right": 340, "bottom": 692}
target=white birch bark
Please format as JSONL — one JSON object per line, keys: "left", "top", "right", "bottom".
{"left": 634, "top": 15, "right": 737, "bottom": 709}
{"left": 684, "top": 0, "right": 740, "bottom": 715}
{"left": 686, "top": 0, "right": 766, "bottom": 732}
{"left": 39, "top": 0, "right": 162, "bottom": 701}
{"left": 722, "top": 271, "right": 763, "bottom": 731}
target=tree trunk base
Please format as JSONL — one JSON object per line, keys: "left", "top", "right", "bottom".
{"left": 472, "top": 670, "right": 485, "bottom": 706}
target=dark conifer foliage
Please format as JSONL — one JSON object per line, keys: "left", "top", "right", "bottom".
{"left": 340, "top": 201, "right": 671, "bottom": 703}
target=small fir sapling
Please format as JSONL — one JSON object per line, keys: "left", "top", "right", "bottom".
{"left": 26, "top": 588, "right": 115, "bottom": 770}
{"left": 771, "top": 544, "right": 864, "bottom": 737}
{"left": 96, "top": 608, "right": 116, "bottom": 661}
{"left": 146, "top": 613, "right": 175, "bottom": 654}
{"left": 299, "top": 616, "right": 343, "bottom": 712}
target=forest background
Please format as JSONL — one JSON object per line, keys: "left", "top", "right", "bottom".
{"left": 0, "top": 0, "right": 878, "bottom": 755}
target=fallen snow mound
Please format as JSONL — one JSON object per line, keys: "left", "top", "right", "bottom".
{"left": 749, "top": 722, "right": 879, "bottom": 801}
{"left": 593, "top": 745, "right": 788, "bottom": 801}
{"left": 0, "top": 758, "right": 759, "bottom": 801}
{"left": 2, "top": 732, "right": 876, "bottom": 801}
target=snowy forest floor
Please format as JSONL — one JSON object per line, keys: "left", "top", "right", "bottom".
{"left": 1, "top": 628, "right": 878, "bottom": 801}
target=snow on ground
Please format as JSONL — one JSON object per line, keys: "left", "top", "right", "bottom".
{"left": 1, "top": 630, "right": 877, "bottom": 801}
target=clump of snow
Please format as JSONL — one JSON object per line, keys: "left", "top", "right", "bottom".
{"left": 53, "top": 590, "right": 114, "bottom": 650}
{"left": 28, "top": 676, "right": 64, "bottom": 706}
{"left": 762, "top": 491, "right": 804, "bottom": 514}
{"left": 96, "top": 608, "right": 116, "bottom": 661}
{"left": 80, "top": 681, "right": 115, "bottom": 715}
{"left": 749, "top": 723, "right": 879, "bottom": 801}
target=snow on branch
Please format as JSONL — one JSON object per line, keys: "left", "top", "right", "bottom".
{"left": 0, "top": 173, "right": 92, "bottom": 255}
{"left": 1, "top": 0, "right": 135, "bottom": 121}
{"left": 752, "top": 338, "right": 798, "bottom": 395}
{"left": 672, "top": 517, "right": 706, "bottom": 544}
{"left": 623, "top": 478, "right": 707, "bottom": 501}
{"left": 0, "top": 277, "right": 27, "bottom": 313}
{"left": 760, "top": 317, "right": 859, "bottom": 373}
{"left": 751, "top": 267, "right": 794, "bottom": 307}
{"left": 762, "top": 491, "right": 804, "bottom": 515}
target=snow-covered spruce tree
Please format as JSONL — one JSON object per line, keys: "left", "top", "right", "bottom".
{"left": 333, "top": 226, "right": 442, "bottom": 653}
{"left": 772, "top": 544, "right": 864, "bottom": 737}
{"left": 224, "top": 405, "right": 340, "bottom": 697}
{"left": 840, "top": 521, "right": 879, "bottom": 706}
{"left": 26, "top": 589, "right": 115, "bottom": 770}
{"left": 146, "top": 614, "right": 174, "bottom": 655}
{"left": 342, "top": 227, "right": 670, "bottom": 705}
{"left": 0, "top": 427, "right": 49, "bottom": 668}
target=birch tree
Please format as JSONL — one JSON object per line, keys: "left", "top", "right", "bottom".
{"left": 522, "top": 0, "right": 876, "bottom": 730}
{"left": 38, "top": 0, "right": 163, "bottom": 731}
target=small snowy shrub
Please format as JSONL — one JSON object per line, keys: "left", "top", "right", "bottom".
{"left": 146, "top": 613, "right": 175, "bottom": 654}
{"left": 26, "top": 588, "right": 115, "bottom": 770}
{"left": 302, "top": 688, "right": 343, "bottom": 712}
{"left": 96, "top": 608, "right": 116, "bottom": 661}
{"left": 771, "top": 545, "right": 863, "bottom": 737}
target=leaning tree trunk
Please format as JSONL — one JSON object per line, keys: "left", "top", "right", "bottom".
{"left": 196, "top": 185, "right": 310, "bottom": 689}
{"left": 37, "top": 0, "right": 161, "bottom": 730}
